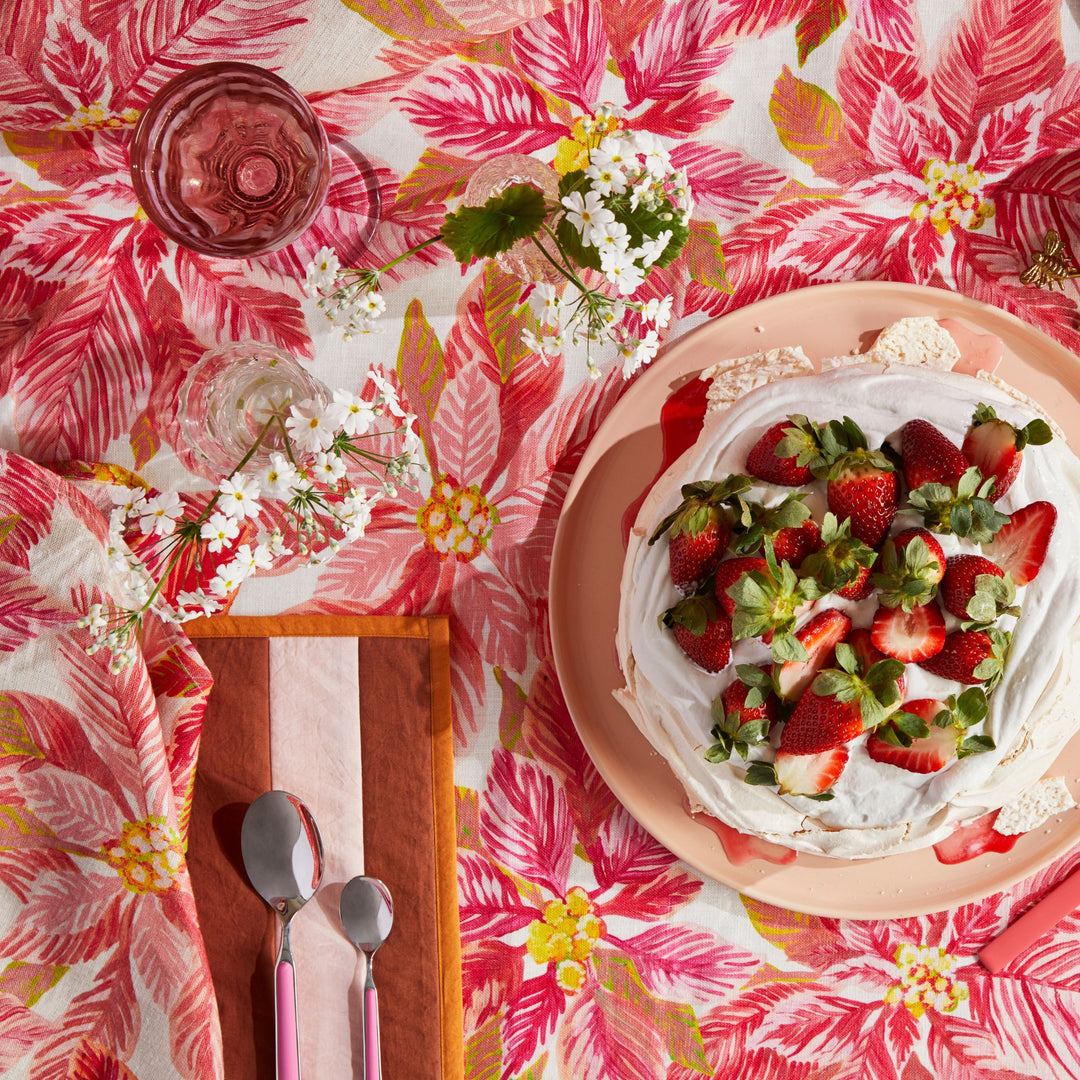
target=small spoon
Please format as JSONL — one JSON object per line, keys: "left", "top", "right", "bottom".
{"left": 241, "top": 791, "right": 324, "bottom": 1080}
{"left": 340, "top": 876, "right": 394, "bottom": 1080}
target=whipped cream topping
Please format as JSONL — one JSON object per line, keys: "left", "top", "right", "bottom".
{"left": 616, "top": 362, "right": 1080, "bottom": 859}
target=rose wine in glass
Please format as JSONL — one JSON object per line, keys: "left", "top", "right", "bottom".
{"left": 130, "top": 62, "right": 331, "bottom": 258}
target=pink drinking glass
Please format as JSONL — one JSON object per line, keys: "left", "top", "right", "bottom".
{"left": 130, "top": 62, "right": 332, "bottom": 258}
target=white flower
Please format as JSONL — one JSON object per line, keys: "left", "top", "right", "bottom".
{"left": 217, "top": 473, "right": 262, "bottom": 520}
{"left": 618, "top": 330, "right": 661, "bottom": 378}
{"left": 176, "top": 590, "right": 222, "bottom": 618}
{"left": 367, "top": 370, "right": 406, "bottom": 418}
{"left": 286, "top": 399, "right": 338, "bottom": 453}
{"left": 314, "top": 451, "right": 347, "bottom": 484}
{"left": 137, "top": 492, "right": 184, "bottom": 537}
{"left": 258, "top": 529, "right": 293, "bottom": 557}
{"left": 592, "top": 220, "right": 631, "bottom": 261}
{"left": 634, "top": 229, "right": 673, "bottom": 268}
{"left": 228, "top": 543, "right": 271, "bottom": 574}
{"left": 209, "top": 558, "right": 253, "bottom": 597}
{"left": 594, "top": 134, "right": 631, "bottom": 171}
{"left": 260, "top": 452, "right": 299, "bottom": 497}
{"left": 357, "top": 291, "right": 385, "bottom": 319}
{"left": 522, "top": 328, "right": 563, "bottom": 360}
{"left": 108, "top": 484, "right": 145, "bottom": 520}
{"left": 338, "top": 489, "right": 376, "bottom": 539}
{"left": 585, "top": 160, "right": 627, "bottom": 196}
{"left": 200, "top": 512, "right": 240, "bottom": 553}
{"left": 78, "top": 603, "right": 108, "bottom": 635}
{"left": 527, "top": 283, "right": 563, "bottom": 323}
{"left": 305, "top": 247, "right": 340, "bottom": 295}
{"left": 603, "top": 257, "right": 646, "bottom": 296}
{"left": 560, "top": 190, "right": 614, "bottom": 244}
{"left": 639, "top": 295, "right": 674, "bottom": 329}
{"left": 328, "top": 389, "right": 377, "bottom": 437}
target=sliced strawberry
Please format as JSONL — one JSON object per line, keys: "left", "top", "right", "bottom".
{"left": 774, "top": 746, "right": 849, "bottom": 794}
{"left": 779, "top": 690, "right": 862, "bottom": 754}
{"left": 918, "top": 628, "right": 1010, "bottom": 687}
{"left": 770, "top": 518, "right": 822, "bottom": 565}
{"left": 867, "top": 713, "right": 959, "bottom": 773}
{"left": 836, "top": 564, "right": 873, "bottom": 600}
{"left": 845, "top": 628, "right": 907, "bottom": 700}
{"left": 746, "top": 419, "right": 817, "bottom": 486}
{"left": 870, "top": 602, "right": 946, "bottom": 663}
{"left": 664, "top": 596, "right": 733, "bottom": 674}
{"left": 939, "top": 554, "right": 1006, "bottom": 620}
{"left": 827, "top": 453, "right": 898, "bottom": 547}
{"left": 901, "top": 418, "right": 969, "bottom": 491}
{"left": 933, "top": 810, "right": 1019, "bottom": 865}
{"left": 961, "top": 404, "right": 1053, "bottom": 503}
{"left": 685, "top": 800, "right": 797, "bottom": 866}
{"left": 774, "top": 608, "right": 852, "bottom": 701}
{"left": 982, "top": 500, "right": 1056, "bottom": 586}
{"left": 714, "top": 556, "right": 768, "bottom": 616}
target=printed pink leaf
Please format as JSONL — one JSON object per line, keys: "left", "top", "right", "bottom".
{"left": 40, "top": 14, "right": 109, "bottom": 107}
{"left": 629, "top": 86, "right": 733, "bottom": 138}
{"left": 490, "top": 334, "right": 564, "bottom": 474}
{"left": 865, "top": 85, "right": 923, "bottom": 172}
{"left": 671, "top": 142, "right": 788, "bottom": 224}
{"left": 174, "top": 249, "right": 311, "bottom": 359}
{"left": 557, "top": 983, "right": 666, "bottom": 1080}
{"left": 587, "top": 803, "right": 678, "bottom": 888}
{"left": 502, "top": 970, "right": 566, "bottom": 1076}
{"left": 520, "top": 657, "right": 618, "bottom": 851}
{"left": 63, "top": 1040, "right": 139, "bottom": 1080}
{"left": 753, "top": 988, "right": 884, "bottom": 1062}
{"left": 971, "top": 98, "right": 1042, "bottom": 175}
{"left": 393, "top": 148, "right": 477, "bottom": 213}
{"left": 851, "top": 0, "right": 918, "bottom": 53}
{"left": 512, "top": 0, "right": 606, "bottom": 110}
{"left": 611, "top": 925, "right": 759, "bottom": 1001}
{"left": 0, "top": 452, "right": 58, "bottom": 568}
{"left": 931, "top": 0, "right": 1064, "bottom": 149}
{"left": 495, "top": 666, "right": 529, "bottom": 754}
{"left": 741, "top": 897, "right": 862, "bottom": 970}
{"left": 0, "top": 997, "right": 58, "bottom": 1072}
{"left": 1, "top": 205, "right": 126, "bottom": 283}
{"left": 462, "top": 939, "right": 524, "bottom": 1031}
{"left": 597, "top": 867, "right": 702, "bottom": 920}
{"left": 0, "top": 563, "right": 72, "bottom": 652}
{"left": 395, "top": 62, "right": 567, "bottom": 156}
{"left": 714, "top": 0, "right": 808, "bottom": 39}
{"left": 769, "top": 67, "right": 852, "bottom": 175}
{"left": 396, "top": 296, "right": 447, "bottom": 441}
{"left": 797, "top": 0, "right": 847, "bottom": 66}
{"left": 307, "top": 72, "right": 417, "bottom": 139}
{"left": 779, "top": 209, "right": 909, "bottom": 278}
{"left": 622, "top": 0, "right": 733, "bottom": 107}
{"left": 598, "top": 0, "right": 664, "bottom": 63}
{"left": 453, "top": 564, "right": 530, "bottom": 672}
{"left": 458, "top": 849, "right": 538, "bottom": 941}
{"left": 14, "top": 237, "right": 153, "bottom": 461}
{"left": 992, "top": 151, "right": 1080, "bottom": 253}
{"left": 109, "top": 0, "right": 312, "bottom": 108}
{"left": 480, "top": 748, "right": 574, "bottom": 896}
{"left": 427, "top": 357, "right": 502, "bottom": 487}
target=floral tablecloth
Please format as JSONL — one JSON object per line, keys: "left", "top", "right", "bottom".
{"left": 5, "top": 0, "right": 1080, "bottom": 1077}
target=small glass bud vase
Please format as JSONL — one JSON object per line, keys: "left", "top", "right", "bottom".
{"left": 463, "top": 154, "right": 563, "bottom": 284}
{"left": 179, "top": 341, "right": 330, "bottom": 474}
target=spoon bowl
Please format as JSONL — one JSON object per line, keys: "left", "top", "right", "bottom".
{"left": 242, "top": 791, "right": 324, "bottom": 1080}
{"left": 340, "top": 876, "right": 394, "bottom": 1079}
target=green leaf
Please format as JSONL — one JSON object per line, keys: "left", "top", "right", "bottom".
{"left": 958, "top": 734, "right": 996, "bottom": 757}
{"left": 744, "top": 761, "right": 778, "bottom": 786}
{"left": 682, "top": 218, "right": 731, "bottom": 293}
{"left": 770, "top": 631, "right": 808, "bottom": 662}
{"left": 440, "top": 183, "right": 548, "bottom": 262}
{"left": 705, "top": 742, "right": 732, "bottom": 764}
{"left": 953, "top": 686, "right": 989, "bottom": 727}
{"left": 812, "top": 670, "right": 851, "bottom": 696}
{"left": 1021, "top": 418, "right": 1053, "bottom": 447}
{"left": 834, "top": 642, "right": 857, "bottom": 673}
{"left": 795, "top": 0, "right": 848, "bottom": 66}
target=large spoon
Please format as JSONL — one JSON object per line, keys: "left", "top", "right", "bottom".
{"left": 241, "top": 791, "right": 324, "bottom": 1080}
{"left": 339, "top": 876, "right": 394, "bottom": 1080}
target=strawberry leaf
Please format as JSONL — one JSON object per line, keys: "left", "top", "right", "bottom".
{"left": 744, "top": 761, "right": 778, "bottom": 786}
{"left": 958, "top": 734, "right": 996, "bottom": 757}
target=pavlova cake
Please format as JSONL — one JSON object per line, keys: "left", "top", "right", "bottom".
{"left": 615, "top": 318, "right": 1080, "bottom": 859}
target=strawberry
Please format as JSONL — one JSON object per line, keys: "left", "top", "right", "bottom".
{"left": 779, "top": 690, "right": 863, "bottom": 754}
{"left": 845, "top": 628, "right": 907, "bottom": 701}
{"left": 907, "top": 465, "right": 1009, "bottom": 543}
{"left": 772, "top": 747, "right": 849, "bottom": 795}
{"left": 798, "top": 512, "right": 878, "bottom": 598}
{"left": 918, "top": 628, "right": 1010, "bottom": 687}
{"left": 867, "top": 701, "right": 959, "bottom": 773}
{"left": 714, "top": 556, "right": 768, "bottom": 616}
{"left": 872, "top": 528, "right": 946, "bottom": 611}
{"left": 774, "top": 608, "right": 852, "bottom": 701}
{"left": 939, "top": 554, "right": 1012, "bottom": 621}
{"left": 836, "top": 565, "right": 874, "bottom": 600}
{"left": 649, "top": 476, "right": 751, "bottom": 593}
{"left": 870, "top": 602, "right": 946, "bottom": 663}
{"left": 707, "top": 665, "right": 779, "bottom": 763}
{"left": 663, "top": 595, "right": 733, "bottom": 673}
{"left": 746, "top": 417, "right": 820, "bottom": 486}
{"left": 770, "top": 517, "right": 822, "bottom": 565}
{"left": 725, "top": 545, "right": 821, "bottom": 654}
{"left": 827, "top": 452, "right": 898, "bottom": 547}
{"left": 961, "top": 404, "right": 1053, "bottom": 502}
{"left": 982, "top": 500, "right": 1056, "bottom": 586}
{"left": 888, "top": 528, "right": 946, "bottom": 583}
{"left": 933, "top": 810, "right": 1019, "bottom": 865}
{"left": 901, "top": 418, "right": 969, "bottom": 492}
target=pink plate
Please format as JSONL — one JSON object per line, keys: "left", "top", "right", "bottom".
{"left": 549, "top": 281, "right": 1080, "bottom": 919}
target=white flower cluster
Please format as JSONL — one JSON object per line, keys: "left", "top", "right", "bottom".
{"left": 304, "top": 248, "right": 385, "bottom": 340}
{"left": 78, "top": 370, "right": 427, "bottom": 665}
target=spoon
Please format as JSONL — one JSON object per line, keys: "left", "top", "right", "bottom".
{"left": 339, "top": 876, "right": 394, "bottom": 1080}
{"left": 241, "top": 791, "right": 324, "bottom": 1080}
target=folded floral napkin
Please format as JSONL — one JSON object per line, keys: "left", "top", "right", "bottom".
{"left": 0, "top": 451, "right": 222, "bottom": 1078}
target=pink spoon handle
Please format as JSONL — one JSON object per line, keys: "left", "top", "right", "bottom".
{"left": 979, "top": 865, "right": 1080, "bottom": 973}
{"left": 275, "top": 958, "right": 301, "bottom": 1080}
{"left": 364, "top": 983, "right": 381, "bottom": 1079}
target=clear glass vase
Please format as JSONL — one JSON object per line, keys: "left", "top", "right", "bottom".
{"left": 178, "top": 341, "right": 331, "bottom": 474}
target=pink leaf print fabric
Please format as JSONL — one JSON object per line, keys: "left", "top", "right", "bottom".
{"left": 5, "top": 0, "right": 1080, "bottom": 1077}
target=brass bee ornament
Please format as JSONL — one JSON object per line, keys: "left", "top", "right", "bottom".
{"left": 1020, "top": 229, "right": 1079, "bottom": 289}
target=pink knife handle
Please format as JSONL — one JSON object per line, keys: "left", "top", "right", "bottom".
{"left": 979, "top": 865, "right": 1080, "bottom": 973}
{"left": 275, "top": 958, "right": 301, "bottom": 1080}
{"left": 365, "top": 984, "right": 381, "bottom": 1080}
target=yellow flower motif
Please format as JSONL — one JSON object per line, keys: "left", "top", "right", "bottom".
{"left": 884, "top": 943, "right": 969, "bottom": 1018}
{"left": 910, "top": 159, "right": 995, "bottom": 236}
{"left": 416, "top": 475, "right": 498, "bottom": 561}
{"left": 553, "top": 113, "right": 622, "bottom": 176}
{"left": 525, "top": 887, "right": 607, "bottom": 994}
{"left": 102, "top": 817, "right": 184, "bottom": 896}
{"left": 59, "top": 103, "right": 140, "bottom": 131}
